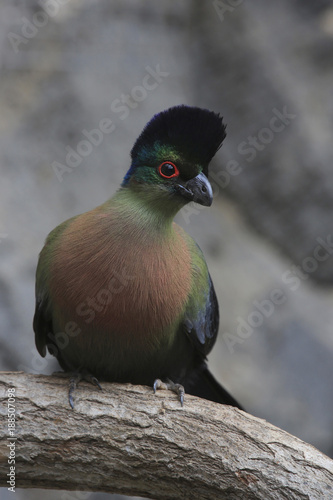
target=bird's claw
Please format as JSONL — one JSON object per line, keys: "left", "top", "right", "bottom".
{"left": 153, "top": 378, "right": 185, "bottom": 406}
{"left": 90, "top": 376, "right": 103, "bottom": 391}
{"left": 68, "top": 370, "right": 102, "bottom": 409}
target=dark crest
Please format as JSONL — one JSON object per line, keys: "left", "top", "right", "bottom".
{"left": 131, "top": 105, "right": 226, "bottom": 170}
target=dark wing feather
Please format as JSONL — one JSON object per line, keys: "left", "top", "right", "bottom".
{"left": 33, "top": 219, "right": 73, "bottom": 361}
{"left": 183, "top": 274, "right": 219, "bottom": 358}
{"left": 33, "top": 291, "right": 52, "bottom": 358}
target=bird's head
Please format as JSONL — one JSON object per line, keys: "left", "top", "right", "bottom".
{"left": 122, "top": 105, "right": 226, "bottom": 209}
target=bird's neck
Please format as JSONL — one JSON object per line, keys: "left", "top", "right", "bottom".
{"left": 108, "top": 186, "right": 183, "bottom": 237}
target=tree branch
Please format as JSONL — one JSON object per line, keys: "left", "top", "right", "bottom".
{"left": 0, "top": 371, "right": 332, "bottom": 499}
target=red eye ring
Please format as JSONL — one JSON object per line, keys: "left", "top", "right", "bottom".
{"left": 158, "top": 161, "right": 180, "bottom": 179}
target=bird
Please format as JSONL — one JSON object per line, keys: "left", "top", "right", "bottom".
{"left": 33, "top": 105, "right": 243, "bottom": 410}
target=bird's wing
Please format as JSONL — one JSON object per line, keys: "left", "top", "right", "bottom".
{"left": 183, "top": 273, "right": 219, "bottom": 358}
{"left": 181, "top": 238, "right": 219, "bottom": 358}
{"left": 177, "top": 236, "right": 245, "bottom": 409}
{"left": 33, "top": 287, "right": 53, "bottom": 357}
{"left": 33, "top": 220, "right": 70, "bottom": 358}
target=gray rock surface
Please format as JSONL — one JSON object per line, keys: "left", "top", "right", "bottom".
{"left": 1, "top": 1, "right": 333, "bottom": 498}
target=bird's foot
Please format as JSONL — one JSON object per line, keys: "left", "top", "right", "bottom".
{"left": 153, "top": 378, "right": 185, "bottom": 407}
{"left": 69, "top": 370, "right": 102, "bottom": 409}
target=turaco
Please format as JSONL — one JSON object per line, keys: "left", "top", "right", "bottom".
{"left": 33, "top": 105, "right": 243, "bottom": 410}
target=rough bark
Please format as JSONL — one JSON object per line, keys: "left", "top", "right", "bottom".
{"left": 0, "top": 371, "right": 332, "bottom": 499}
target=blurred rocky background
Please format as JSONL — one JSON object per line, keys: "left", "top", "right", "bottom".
{"left": 1, "top": 0, "right": 333, "bottom": 498}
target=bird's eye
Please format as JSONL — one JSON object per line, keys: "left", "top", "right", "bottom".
{"left": 158, "top": 161, "right": 179, "bottom": 179}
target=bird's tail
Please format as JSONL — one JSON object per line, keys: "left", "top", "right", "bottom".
{"left": 184, "top": 365, "right": 244, "bottom": 410}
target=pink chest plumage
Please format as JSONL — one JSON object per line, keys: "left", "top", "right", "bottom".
{"left": 50, "top": 209, "right": 192, "bottom": 343}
